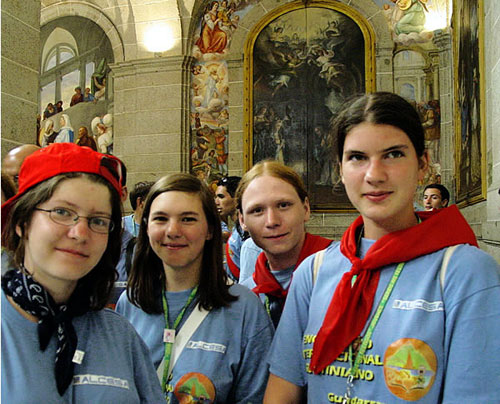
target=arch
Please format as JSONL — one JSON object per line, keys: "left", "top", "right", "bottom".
{"left": 40, "top": 2, "right": 124, "bottom": 62}
{"left": 240, "top": 0, "right": 377, "bottom": 211}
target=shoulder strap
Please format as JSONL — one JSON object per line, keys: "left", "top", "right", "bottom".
{"left": 312, "top": 249, "right": 326, "bottom": 285}
{"left": 440, "top": 245, "right": 459, "bottom": 294}
{"left": 156, "top": 303, "right": 210, "bottom": 382}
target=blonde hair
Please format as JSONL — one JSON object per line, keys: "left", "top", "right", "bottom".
{"left": 236, "top": 160, "right": 308, "bottom": 211}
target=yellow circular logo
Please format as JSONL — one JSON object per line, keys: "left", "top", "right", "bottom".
{"left": 383, "top": 338, "right": 437, "bottom": 401}
{"left": 174, "top": 372, "right": 216, "bottom": 403}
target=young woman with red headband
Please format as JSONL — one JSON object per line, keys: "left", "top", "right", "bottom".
{"left": 264, "top": 92, "right": 500, "bottom": 403}
{"left": 1, "top": 143, "right": 163, "bottom": 403}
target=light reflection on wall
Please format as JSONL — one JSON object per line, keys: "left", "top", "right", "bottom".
{"left": 144, "top": 23, "right": 175, "bottom": 53}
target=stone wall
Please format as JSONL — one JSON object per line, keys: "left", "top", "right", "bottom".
{"left": 1, "top": 0, "right": 40, "bottom": 159}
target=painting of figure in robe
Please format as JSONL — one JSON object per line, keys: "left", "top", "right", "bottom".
{"left": 251, "top": 5, "right": 370, "bottom": 210}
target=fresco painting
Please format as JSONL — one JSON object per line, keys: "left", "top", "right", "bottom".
{"left": 190, "top": 0, "right": 256, "bottom": 189}
{"left": 251, "top": 6, "right": 366, "bottom": 210}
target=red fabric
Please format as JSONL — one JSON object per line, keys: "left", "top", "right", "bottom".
{"left": 252, "top": 233, "right": 332, "bottom": 298}
{"left": 1, "top": 143, "right": 125, "bottom": 229}
{"left": 310, "top": 205, "right": 478, "bottom": 374}
{"left": 225, "top": 241, "right": 240, "bottom": 280}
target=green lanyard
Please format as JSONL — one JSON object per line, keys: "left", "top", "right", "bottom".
{"left": 160, "top": 286, "right": 198, "bottom": 393}
{"left": 343, "top": 262, "right": 405, "bottom": 403}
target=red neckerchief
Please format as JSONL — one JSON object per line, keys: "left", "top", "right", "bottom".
{"left": 252, "top": 233, "right": 332, "bottom": 299}
{"left": 310, "top": 205, "right": 478, "bottom": 374}
{"left": 225, "top": 241, "right": 240, "bottom": 281}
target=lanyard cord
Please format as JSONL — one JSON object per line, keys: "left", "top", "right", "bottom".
{"left": 343, "top": 262, "right": 405, "bottom": 403}
{"left": 160, "top": 286, "right": 198, "bottom": 393}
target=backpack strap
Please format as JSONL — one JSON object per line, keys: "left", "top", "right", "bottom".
{"left": 312, "top": 249, "right": 326, "bottom": 285}
{"left": 440, "top": 245, "right": 459, "bottom": 294}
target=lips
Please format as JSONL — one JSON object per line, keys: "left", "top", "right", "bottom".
{"left": 264, "top": 232, "right": 289, "bottom": 240}
{"left": 363, "top": 191, "right": 392, "bottom": 202}
{"left": 56, "top": 248, "right": 89, "bottom": 258}
{"left": 162, "top": 243, "right": 187, "bottom": 250}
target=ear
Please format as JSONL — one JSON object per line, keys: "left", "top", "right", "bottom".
{"left": 339, "top": 162, "right": 345, "bottom": 184}
{"left": 303, "top": 197, "right": 311, "bottom": 222}
{"left": 238, "top": 210, "right": 248, "bottom": 232}
{"left": 417, "top": 151, "right": 430, "bottom": 181}
{"left": 136, "top": 197, "right": 144, "bottom": 209}
{"left": 442, "top": 199, "right": 449, "bottom": 208}
{"left": 206, "top": 228, "right": 213, "bottom": 241}
{"left": 15, "top": 224, "right": 23, "bottom": 238}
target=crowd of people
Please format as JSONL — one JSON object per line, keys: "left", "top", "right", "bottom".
{"left": 1, "top": 92, "right": 499, "bottom": 403}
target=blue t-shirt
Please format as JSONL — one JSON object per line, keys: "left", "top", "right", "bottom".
{"left": 116, "top": 283, "right": 274, "bottom": 403}
{"left": 225, "top": 229, "right": 244, "bottom": 281}
{"left": 238, "top": 237, "right": 263, "bottom": 283}
{"left": 269, "top": 240, "right": 500, "bottom": 403}
{"left": 122, "top": 214, "right": 140, "bottom": 237}
{"left": 1, "top": 290, "right": 163, "bottom": 403}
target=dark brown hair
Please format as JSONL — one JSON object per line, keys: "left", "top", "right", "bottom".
{"left": 332, "top": 92, "right": 426, "bottom": 161}
{"left": 2, "top": 172, "right": 122, "bottom": 309}
{"left": 127, "top": 173, "right": 236, "bottom": 314}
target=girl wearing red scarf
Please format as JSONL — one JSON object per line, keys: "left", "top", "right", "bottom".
{"left": 264, "top": 93, "right": 500, "bottom": 403}
{"left": 237, "top": 161, "right": 332, "bottom": 327}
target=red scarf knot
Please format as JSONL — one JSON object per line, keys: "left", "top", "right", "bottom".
{"left": 252, "top": 233, "right": 332, "bottom": 299}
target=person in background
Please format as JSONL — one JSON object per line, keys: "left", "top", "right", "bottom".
{"left": 75, "top": 126, "right": 97, "bottom": 151}
{"left": 423, "top": 183, "right": 449, "bottom": 211}
{"left": 70, "top": 87, "right": 84, "bottom": 107}
{"left": 215, "top": 176, "right": 240, "bottom": 242}
{"left": 264, "top": 92, "right": 500, "bottom": 403}
{"left": 236, "top": 160, "right": 332, "bottom": 327}
{"left": 116, "top": 173, "right": 273, "bottom": 403}
{"left": 1, "top": 173, "right": 16, "bottom": 274}
{"left": 1, "top": 143, "right": 163, "bottom": 403}
{"left": 2, "top": 144, "right": 41, "bottom": 189}
{"left": 43, "top": 103, "right": 56, "bottom": 120}
{"left": 215, "top": 176, "right": 248, "bottom": 282}
{"left": 238, "top": 236, "right": 263, "bottom": 283}
{"left": 40, "top": 119, "right": 59, "bottom": 147}
{"left": 55, "top": 114, "right": 74, "bottom": 143}
{"left": 1, "top": 174, "right": 16, "bottom": 204}
{"left": 83, "top": 87, "right": 95, "bottom": 102}
{"left": 55, "top": 100, "right": 63, "bottom": 113}
{"left": 123, "top": 181, "right": 155, "bottom": 238}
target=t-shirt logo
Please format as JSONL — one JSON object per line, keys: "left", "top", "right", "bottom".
{"left": 383, "top": 338, "right": 437, "bottom": 401}
{"left": 174, "top": 372, "right": 216, "bottom": 403}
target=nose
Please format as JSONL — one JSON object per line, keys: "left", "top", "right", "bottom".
{"left": 166, "top": 219, "right": 182, "bottom": 238}
{"left": 67, "top": 218, "right": 91, "bottom": 241}
{"left": 264, "top": 208, "right": 280, "bottom": 228}
{"left": 365, "top": 158, "right": 387, "bottom": 184}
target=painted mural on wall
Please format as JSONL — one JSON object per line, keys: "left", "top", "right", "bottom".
{"left": 190, "top": 0, "right": 256, "bottom": 189}
{"left": 418, "top": 99, "right": 441, "bottom": 184}
{"left": 374, "top": 0, "right": 449, "bottom": 45}
{"left": 38, "top": 17, "right": 115, "bottom": 155}
{"left": 251, "top": 6, "right": 366, "bottom": 211}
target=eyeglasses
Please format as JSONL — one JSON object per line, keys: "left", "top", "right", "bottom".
{"left": 34, "top": 207, "right": 114, "bottom": 234}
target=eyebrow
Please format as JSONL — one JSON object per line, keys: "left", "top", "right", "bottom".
{"left": 49, "top": 200, "right": 112, "bottom": 216}
{"left": 344, "top": 144, "right": 409, "bottom": 154}
{"left": 150, "top": 210, "right": 201, "bottom": 216}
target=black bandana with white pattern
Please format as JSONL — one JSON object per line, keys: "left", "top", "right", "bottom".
{"left": 2, "top": 268, "right": 90, "bottom": 395}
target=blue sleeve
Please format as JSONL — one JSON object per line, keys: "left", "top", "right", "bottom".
{"left": 267, "top": 254, "right": 316, "bottom": 387}
{"left": 441, "top": 245, "right": 500, "bottom": 402}
{"left": 116, "top": 313, "right": 164, "bottom": 403}
{"left": 229, "top": 287, "right": 275, "bottom": 403}
{"left": 239, "top": 238, "right": 262, "bottom": 283}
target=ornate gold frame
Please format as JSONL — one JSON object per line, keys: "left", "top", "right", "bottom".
{"left": 242, "top": 0, "right": 376, "bottom": 179}
{"left": 453, "top": 0, "right": 487, "bottom": 207}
